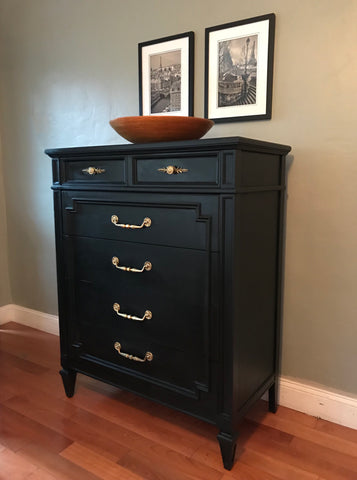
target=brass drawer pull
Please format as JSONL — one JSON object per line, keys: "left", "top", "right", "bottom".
{"left": 111, "top": 215, "right": 151, "bottom": 229}
{"left": 114, "top": 342, "right": 153, "bottom": 362}
{"left": 82, "top": 167, "right": 106, "bottom": 175}
{"left": 158, "top": 165, "right": 188, "bottom": 175}
{"left": 112, "top": 257, "right": 152, "bottom": 273}
{"left": 113, "top": 303, "right": 152, "bottom": 321}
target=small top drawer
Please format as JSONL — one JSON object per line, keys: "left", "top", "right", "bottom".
{"left": 133, "top": 152, "right": 219, "bottom": 186}
{"left": 61, "top": 157, "right": 126, "bottom": 184}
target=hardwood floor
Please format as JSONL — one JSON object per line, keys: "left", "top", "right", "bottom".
{"left": 0, "top": 322, "right": 356, "bottom": 480}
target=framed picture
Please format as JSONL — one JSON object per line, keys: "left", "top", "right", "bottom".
{"left": 204, "top": 13, "right": 275, "bottom": 122}
{"left": 139, "top": 31, "right": 194, "bottom": 116}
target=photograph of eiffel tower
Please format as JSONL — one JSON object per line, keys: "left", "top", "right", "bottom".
{"left": 218, "top": 35, "right": 257, "bottom": 107}
{"left": 150, "top": 51, "right": 181, "bottom": 114}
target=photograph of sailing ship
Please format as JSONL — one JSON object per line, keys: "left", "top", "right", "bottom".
{"left": 150, "top": 50, "right": 181, "bottom": 113}
{"left": 218, "top": 35, "right": 257, "bottom": 107}
{"left": 205, "top": 14, "right": 275, "bottom": 122}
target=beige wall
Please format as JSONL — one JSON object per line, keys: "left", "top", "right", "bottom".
{"left": 0, "top": 134, "right": 11, "bottom": 306}
{"left": 0, "top": 0, "right": 356, "bottom": 394}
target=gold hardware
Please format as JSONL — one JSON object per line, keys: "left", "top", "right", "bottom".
{"left": 114, "top": 342, "right": 153, "bottom": 362}
{"left": 113, "top": 303, "right": 152, "bottom": 321}
{"left": 82, "top": 167, "right": 106, "bottom": 175}
{"left": 157, "top": 166, "right": 188, "bottom": 175}
{"left": 112, "top": 257, "right": 152, "bottom": 273}
{"left": 111, "top": 215, "right": 151, "bottom": 229}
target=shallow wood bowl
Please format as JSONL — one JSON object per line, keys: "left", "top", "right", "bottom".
{"left": 109, "top": 116, "right": 214, "bottom": 143}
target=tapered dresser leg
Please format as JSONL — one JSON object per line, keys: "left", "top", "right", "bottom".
{"left": 217, "top": 431, "right": 238, "bottom": 470}
{"left": 60, "top": 368, "right": 77, "bottom": 398}
{"left": 268, "top": 382, "right": 277, "bottom": 413}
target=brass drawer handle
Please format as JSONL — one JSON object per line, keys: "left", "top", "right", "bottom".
{"left": 114, "top": 342, "right": 153, "bottom": 362}
{"left": 157, "top": 166, "right": 188, "bottom": 175}
{"left": 113, "top": 303, "right": 152, "bottom": 321}
{"left": 112, "top": 257, "right": 152, "bottom": 273}
{"left": 111, "top": 215, "right": 151, "bottom": 229}
{"left": 82, "top": 167, "right": 106, "bottom": 175}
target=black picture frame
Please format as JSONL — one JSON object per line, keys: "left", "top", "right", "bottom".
{"left": 204, "top": 13, "right": 275, "bottom": 122}
{"left": 138, "top": 31, "right": 194, "bottom": 116}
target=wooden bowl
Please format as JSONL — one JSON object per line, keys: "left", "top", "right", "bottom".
{"left": 109, "top": 116, "right": 214, "bottom": 143}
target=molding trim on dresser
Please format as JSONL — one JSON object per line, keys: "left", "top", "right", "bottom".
{"left": 1, "top": 303, "right": 356, "bottom": 429}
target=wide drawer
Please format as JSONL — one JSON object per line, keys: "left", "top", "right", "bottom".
{"left": 60, "top": 156, "right": 126, "bottom": 184}
{"left": 62, "top": 191, "right": 219, "bottom": 250}
{"left": 132, "top": 152, "right": 219, "bottom": 186}
{"left": 64, "top": 236, "right": 215, "bottom": 398}
{"left": 78, "top": 325, "right": 208, "bottom": 399}
{"left": 66, "top": 236, "right": 213, "bottom": 349}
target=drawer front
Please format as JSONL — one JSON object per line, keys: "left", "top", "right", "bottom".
{"left": 64, "top": 236, "right": 215, "bottom": 399}
{"left": 62, "top": 191, "right": 218, "bottom": 250}
{"left": 81, "top": 326, "right": 206, "bottom": 399}
{"left": 61, "top": 157, "right": 126, "bottom": 184}
{"left": 133, "top": 152, "right": 219, "bottom": 186}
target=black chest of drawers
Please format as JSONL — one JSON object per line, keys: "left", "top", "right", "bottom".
{"left": 46, "top": 136, "right": 291, "bottom": 470}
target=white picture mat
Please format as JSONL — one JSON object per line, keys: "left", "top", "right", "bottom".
{"left": 208, "top": 19, "right": 270, "bottom": 119}
{"left": 141, "top": 37, "right": 190, "bottom": 116}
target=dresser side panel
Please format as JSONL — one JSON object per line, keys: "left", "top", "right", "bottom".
{"left": 232, "top": 190, "right": 281, "bottom": 415}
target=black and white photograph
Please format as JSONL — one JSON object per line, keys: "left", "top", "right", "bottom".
{"left": 218, "top": 35, "right": 258, "bottom": 107}
{"left": 149, "top": 50, "right": 181, "bottom": 113}
{"left": 139, "top": 32, "right": 194, "bottom": 116}
{"left": 205, "top": 14, "right": 275, "bottom": 122}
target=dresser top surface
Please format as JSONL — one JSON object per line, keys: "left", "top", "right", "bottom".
{"left": 45, "top": 136, "right": 291, "bottom": 158}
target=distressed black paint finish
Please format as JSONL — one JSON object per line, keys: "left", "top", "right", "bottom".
{"left": 46, "top": 136, "right": 291, "bottom": 470}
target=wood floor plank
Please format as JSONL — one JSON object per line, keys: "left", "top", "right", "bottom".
{"left": 70, "top": 408, "right": 223, "bottom": 480}
{"left": 191, "top": 417, "right": 293, "bottom": 472}
{"left": 0, "top": 322, "right": 59, "bottom": 369}
{"left": 246, "top": 407, "right": 357, "bottom": 458}
{"left": 69, "top": 388, "right": 209, "bottom": 456}
{"left": 237, "top": 449, "right": 320, "bottom": 480}
{"left": 289, "top": 436, "right": 357, "bottom": 480}
{"left": 1, "top": 322, "right": 356, "bottom": 479}
{"left": 2, "top": 393, "right": 79, "bottom": 432}
{"left": 0, "top": 383, "right": 15, "bottom": 403}
{"left": 118, "top": 451, "right": 222, "bottom": 480}
{"left": 25, "top": 469, "right": 58, "bottom": 480}
{"left": 0, "top": 403, "right": 71, "bottom": 454}
{"left": 0, "top": 447, "right": 38, "bottom": 480}
{"left": 60, "top": 442, "right": 146, "bottom": 480}
{"left": 315, "top": 417, "right": 357, "bottom": 443}
{"left": 60, "top": 416, "right": 130, "bottom": 462}
{"left": 248, "top": 399, "right": 318, "bottom": 428}
{"left": 116, "top": 388, "right": 218, "bottom": 440}
{"left": 192, "top": 440, "right": 319, "bottom": 480}
{"left": 240, "top": 418, "right": 294, "bottom": 446}
{"left": 18, "top": 443, "right": 102, "bottom": 480}
{"left": 0, "top": 361, "right": 63, "bottom": 400}
{"left": 220, "top": 462, "right": 282, "bottom": 480}
{"left": 2, "top": 393, "right": 129, "bottom": 462}
{"left": 234, "top": 424, "right": 357, "bottom": 480}
{"left": 0, "top": 349, "right": 49, "bottom": 375}
{"left": 119, "top": 445, "right": 223, "bottom": 480}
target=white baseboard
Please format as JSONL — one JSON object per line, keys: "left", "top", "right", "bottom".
{"left": 278, "top": 376, "right": 357, "bottom": 430}
{"left": 0, "top": 304, "right": 356, "bottom": 429}
{"left": 0, "top": 303, "right": 59, "bottom": 335}
{"left": 0, "top": 304, "right": 15, "bottom": 324}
